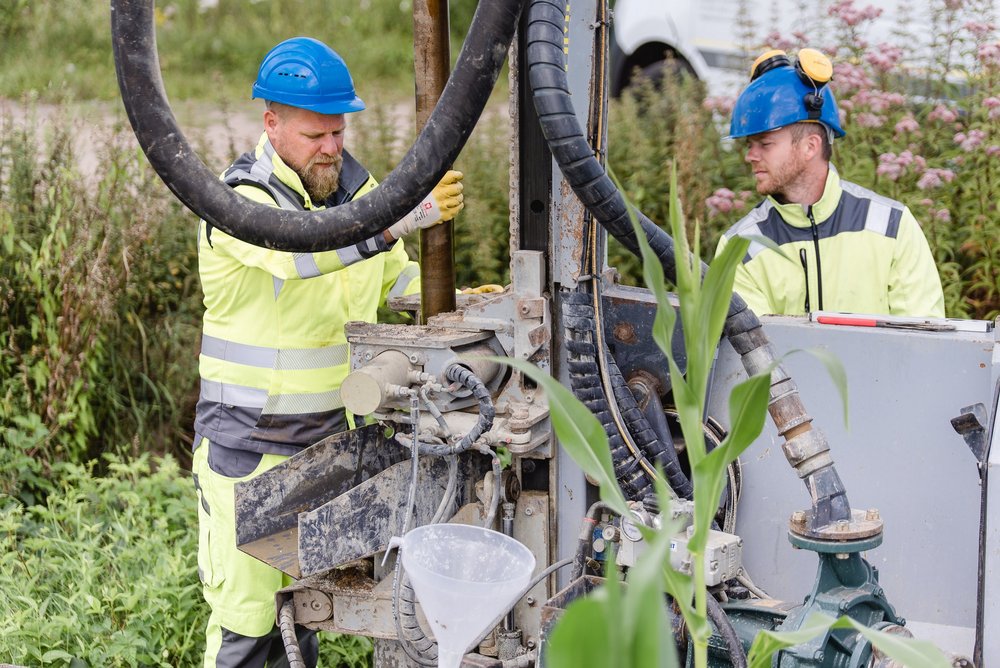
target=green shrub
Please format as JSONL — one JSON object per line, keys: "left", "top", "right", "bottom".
{"left": 0, "top": 455, "right": 373, "bottom": 667}
{"left": 0, "top": 455, "right": 205, "bottom": 667}
{"left": 0, "top": 107, "right": 202, "bottom": 502}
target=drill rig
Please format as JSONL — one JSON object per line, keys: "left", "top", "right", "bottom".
{"left": 111, "top": 0, "right": 996, "bottom": 664}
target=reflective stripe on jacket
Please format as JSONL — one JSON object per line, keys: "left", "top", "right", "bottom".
{"left": 715, "top": 168, "right": 944, "bottom": 318}
{"left": 194, "top": 133, "right": 420, "bottom": 455}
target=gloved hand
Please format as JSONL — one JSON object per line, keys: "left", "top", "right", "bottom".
{"left": 460, "top": 284, "right": 505, "bottom": 295}
{"left": 386, "top": 170, "right": 464, "bottom": 241}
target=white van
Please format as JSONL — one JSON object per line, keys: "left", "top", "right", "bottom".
{"left": 609, "top": 0, "right": 999, "bottom": 98}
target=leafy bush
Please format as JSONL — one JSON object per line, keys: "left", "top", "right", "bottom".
{"left": 0, "top": 455, "right": 205, "bottom": 667}
{"left": 0, "top": 455, "right": 373, "bottom": 667}
{"left": 0, "top": 108, "right": 202, "bottom": 503}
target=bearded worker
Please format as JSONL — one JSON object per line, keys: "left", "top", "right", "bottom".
{"left": 190, "top": 37, "right": 464, "bottom": 667}
{"left": 716, "top": 48, "right": 944, "bottom": 318}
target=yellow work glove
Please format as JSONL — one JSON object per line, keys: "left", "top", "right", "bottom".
{"left": 386, "top": 170, "right": 464, "bottom": 240}
{"left": 460, "top": 284, "right": 505, "bottom": 295}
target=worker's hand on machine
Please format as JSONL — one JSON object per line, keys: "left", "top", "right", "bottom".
{"left": 385, "top": 170, "right": 464, "bottom": 241}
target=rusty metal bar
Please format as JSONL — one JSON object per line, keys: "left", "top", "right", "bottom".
{"left": 414, "top": 0, "right": 457, "bottom": 320}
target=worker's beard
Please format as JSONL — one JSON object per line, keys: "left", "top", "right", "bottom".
{"left": 299, "top": 153, "right": 343, "bottom": 203}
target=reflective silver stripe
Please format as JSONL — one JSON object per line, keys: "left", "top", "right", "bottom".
{"left": 276, "top": 345, "right": 350, "bottom": 370}
{"left": 336, "top": 244, "right": 364, "bottom": 266}
{"left": 200, "top": 379, "right": 268, "bottom": 409}
{"left": 740, "top": 223, "right": 769, "bottom": 261}
{"left": 864, "top": 200, "right": 892, "bottom": 236}
{"left": 725, "top": 200, "right": 773, "bottom": 239}
{"left": 293, "top": 252, "right": 322, "bottom": 278}
{"left": 840, "top": 180, "right": 902, "bottom": 212}
{"left": 388, "top": 264, "right": 420, "bottom": 300}
{"left": 202, "top": 335, "right": 275, "bottom": 367}
{"left": 200, "top": 380, "right": 344, "bottom": 415}
{"left": 273, "top": 276, "right": 284, "bottom": 299}
{"left": 263, "top": 388, "right": 344, "bottom": 415}
{"left": 201, "top": 334, "right": 349, "bottom": 370}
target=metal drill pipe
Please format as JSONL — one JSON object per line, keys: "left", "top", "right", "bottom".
{"left": 414, "top": 0, "right": 457, "bottom": 319}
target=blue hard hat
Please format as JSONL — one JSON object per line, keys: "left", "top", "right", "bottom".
{"left": 252, "top": 37, "right": 365, "bottom": 115}
{"left": 729, "top": 57, "right": 844, "bottom": 139}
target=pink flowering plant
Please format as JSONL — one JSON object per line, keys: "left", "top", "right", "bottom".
{"left": 610, "top": 0, "right": 999, "bottom": 318}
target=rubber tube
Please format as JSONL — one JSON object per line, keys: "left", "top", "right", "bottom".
{"left": 706, "top": 594, "right": 748, "bottom": 668}
{"left": 110, "top": 0, "right": 523, "bottom": 252}
{"left": 525, "top": 0, "right": 852, "bottom": 529}
{"left": 278, "top": 599, "right": 307, "bottom": 668}
{"left": 417, "top": 364, "right": 495, "bottom": 457}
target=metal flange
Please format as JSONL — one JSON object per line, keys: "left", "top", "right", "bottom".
{"left": 788, "top": 507, "right": 884, "bottom": 549}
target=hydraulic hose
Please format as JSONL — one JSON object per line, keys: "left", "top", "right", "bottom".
{"left": 278, "top": 599, "right": 307, "bottom": 668}
{"left": 525, "top": 0, "right": 852, "bottom": 531}
{"left": 110, "top": 0, "right": 523, "bottom": 252}
{"left": 626, "top": 374, "right": 694, "bottom": 499}
{"left": 563, "top": 292, "right": 673, "bottom": 501}
{"left": 705, "top": 594, "right": 748, "bottom": 668}
{"left": 417, "top": 364, "right": 496, "bottom": 457}
{"left": 392, "top": 562, "right": 438, "bottom": 666}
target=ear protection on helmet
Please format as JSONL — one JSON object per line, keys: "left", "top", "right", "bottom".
{"left": 750, "top": 48, "right": 834, "bottom": 121}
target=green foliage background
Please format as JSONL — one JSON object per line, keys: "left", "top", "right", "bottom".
{"left": 0, "top": 0, "right": 997, "bottom": 664}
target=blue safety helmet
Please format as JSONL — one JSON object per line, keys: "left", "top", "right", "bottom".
{"left": 252, "top": 37, "right": 365, "bottom": 115}
{"left": 729, "top": 49, "right": 845, "bottom": 140}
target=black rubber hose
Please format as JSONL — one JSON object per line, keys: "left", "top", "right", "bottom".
{"left": 525, "top": 0, "right": 853, "bottom": 529}
{"left": 563, "top": 292, "right": 693, "bottom": 501}
{"left": 110, "top": 0, "right": 523, "bottom": 252}
{"left": 706, "top": 594, "right": 748, "bottom": 668}
{"left": 417, "top": 365, "right": 495, "bottom": 457}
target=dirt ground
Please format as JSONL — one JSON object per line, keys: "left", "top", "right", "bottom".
{"left": 0, "top": 95, "right": 420, "bottom": 181}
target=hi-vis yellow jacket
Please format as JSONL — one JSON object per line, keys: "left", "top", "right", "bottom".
{"left": 715, "top": 168, "right": 944, "bottom": 318}
{"left": 194, "top": 134, "right": 419, "bottom": 455}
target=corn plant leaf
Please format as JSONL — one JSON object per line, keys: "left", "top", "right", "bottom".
{"left": 496, "top": 357, "right": 630, "bottom": 518}
{"left": 837, "top": 616, "right": 952, "bottom": 668}
{"left": 546, "top": 597, "right": 616, "bottom": 668}
{"left": 691, "top": 369, "right": 771, "bottom": 549}
{"left": 748, "top": 613, "right": 953, "bottom": 668}
{"left": 747, "top": 613, "right": 836, "bottom": 668}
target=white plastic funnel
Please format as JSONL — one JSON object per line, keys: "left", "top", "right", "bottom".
{"left": 400, "top": 523, "right": 536, "bottom": 668}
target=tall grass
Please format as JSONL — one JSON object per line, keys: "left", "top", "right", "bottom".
{"left": 0, "top": 108, "right": 202, "bottom": 503}
{"left": 0, "top": 0, "right": 481, "bottom": 103}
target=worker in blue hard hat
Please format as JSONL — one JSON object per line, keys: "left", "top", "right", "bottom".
{"left": 716, "top": 48, "right": 944, "bottom": 318}
{"left": 191, "top": 36, "right": 464, "bottom": 667}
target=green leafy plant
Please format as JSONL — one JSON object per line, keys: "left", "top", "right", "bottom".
{"left": 0, "top": 454, "right": 372, "bottom": 668}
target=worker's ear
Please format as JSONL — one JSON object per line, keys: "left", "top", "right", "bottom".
{"left": 804, "top": 129, "right": 824, "bottom": 161}
{"left": 264, "top": 108, "right": 280, "bottom": 142}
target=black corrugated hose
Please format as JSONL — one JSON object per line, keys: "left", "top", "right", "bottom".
{"left": 416, "top": 364, "right": 496, "bottom": 457}
{"left": 110, "top": 0, "right": 525, "bottom": 252}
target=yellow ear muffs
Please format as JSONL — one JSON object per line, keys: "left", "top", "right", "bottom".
{"left": 796, "top": 48, "right": 833, "bottom": 85}
{"left": 750, "top": 49, "right": 790, "bottom": 81}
